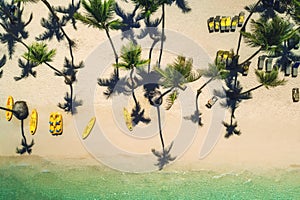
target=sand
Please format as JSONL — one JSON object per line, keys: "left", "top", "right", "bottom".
{"left": 0, "top": 0, "right": 299, "bottom": 172}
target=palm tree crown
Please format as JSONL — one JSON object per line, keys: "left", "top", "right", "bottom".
{"left": 23, "top": 42, "right": 56, "bottom": 64}
{"left": 74, "top": 0, "right": 121, "bottom": 30}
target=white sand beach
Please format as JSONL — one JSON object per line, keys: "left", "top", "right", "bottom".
{"left": 0, "top": 0, "right": 299, "bottom": 172}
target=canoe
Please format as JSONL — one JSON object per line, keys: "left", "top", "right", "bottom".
{"left": 123, "top": 108, "right": 133, "bottom": 131}
{"left": 6, "top": 96, "right": 14, "bottom": 121}
{"left": 29, "top": 109, "right": 38, "bottom": 135}
{"left": 82, "top": 117, "right": 96, "bottom": 140}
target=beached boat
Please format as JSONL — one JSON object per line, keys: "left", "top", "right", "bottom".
{"left": 6, "top": 96, "right": 14, "bottom": 121}
{"left": 123, "top": 108, "right": 133, "bottom": 131}
{"left": 29, "top": 109, "right": 38, "bottom": 135}
{"left": 82, "top": 117, "right": 96, "bottom": 139}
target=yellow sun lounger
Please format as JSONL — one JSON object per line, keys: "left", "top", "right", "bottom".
{"left": 225, "top": 16, "right": 231, "bottom": 32}
{"left": 238, "top": 11, "right": 245, "bottom": 27}
{"left": 220, "top": 16, "right": 226, "bottom": 32}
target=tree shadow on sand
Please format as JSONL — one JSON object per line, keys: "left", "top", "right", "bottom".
{"left": 152, "top": 141, "right": 176, "bottom": 170}
{"left": 0, "top": 0, "right": 32, "bottom": 58}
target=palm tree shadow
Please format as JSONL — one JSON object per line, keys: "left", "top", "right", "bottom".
{"left": 58, "top": 92, "right": 82, "bottom": 114}
{"left": 131, "top": 102, "right": 151, "bottom": 127}
{"left": 222, "top": 120, "right": 241, "bottom": 138}
{"left": 115, "top": 3, "right": 142, "bottom": 44}
{"left": 36, "top": 13, "right": 64, "bottom": 41}
{"left": 184, "top": 110, "right": 203, "bottom": 126}
{"left": 14, "top": 58, "right": 37, "bottom": 80}
{"left": 151, "top": 142, "right": 176, "bottom": 170}
{"left": 0, "top": 0, "right": 32, "bottom": 58}
{"left": 98, "top": 69, "right": 131, "bottom": 98}
{"left": 55, "top": 0, "right": 81, "bottom": 30}
{"left": 0, "top": 54, "right": 7, "bottom": 77}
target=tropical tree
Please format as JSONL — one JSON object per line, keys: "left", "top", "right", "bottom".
{"left": 154, "top": 55, "right": 201, "bottom": 109}
{"left": 75, "top": 0, "right": 122, "bottom": 77}
{"left": 117, "top": 42, "right": 150, "bottom": 126}
{"left": 0, "top": 101, "right": 34, "bottom": 154}
{"left": 239, "top": 67, "right": 286, "bottom": 96}
{"left": 239, "top": 15, "right": 295, "bottom": 66}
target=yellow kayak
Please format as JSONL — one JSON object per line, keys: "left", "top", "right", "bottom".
{"left": 6, "top": 96, "right": 14, "bottom": 121}
{"left": 29, "top": 109, "right": 38, "bottom": 135}
{"left": 82, "top": 117, "right": 96, "bottom": 140}
{"left": 123, "top": 108, "right": 133, "bottom": 131}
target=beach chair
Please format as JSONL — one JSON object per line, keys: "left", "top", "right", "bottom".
{"left": 292, "top": 61, "right": 299, "bottom": 77}
{"left": 207, "top": 17, "right": 214, "bottom": 33}
{"left": 220, "top": 16, "right": 226, "bottom": 32}
{"left": 238, "top": 11, "right": 245, "bottom": 27}
{"left": 216, "top": 50, "right": 224, "bottom": 64}
{"left": 242, "top": 61, "right": 251, "bottom": 76}
{"left": 225, "top": 16, "right": 231, "bottom": 32}
{"left": 257, "top": 55, "right": 265, "bottom": 70}
{"left": 231, "top": 16, "right": 238, "bottom": 32}
{"left": 284, "top": 60, "right": 292, "bottom": 76}
{"left": 265, "top": 58, "right": 272, "bottom": 72}
{"left": 292, "top": 88, "right": 299, "bottom": 102}
{"left": 214, "top": 16, "right": 220, "bottom": 32}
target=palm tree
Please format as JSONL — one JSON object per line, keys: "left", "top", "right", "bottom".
{"left": 290, "top": 0, "right": 300, "bottom": 25}
{"left": 74, "top": 0, "right": 122, "bottom": 77}
{"left": 194, "top": 61, "right": 229, "bottom": 125}
{"left": 157, "top": 0, "right": 191, "bottom": 66}
{"left": 0, "top": 101, "right": 34, "bottom": 154}
{"left": 239, "top": 67, "right": 286, "bottom": 96}
{"left": 239, "top": 15, "right": 295, "bottom": 66}
{"left": 118, "top": 42, "right": 149, "bottom": 127}
{"left": 154, "top": 55, "right": 201, "bottom": 109}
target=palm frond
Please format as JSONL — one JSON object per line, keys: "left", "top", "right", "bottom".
{"left": 165, "top": 89, "right": 178, "bottom": 110}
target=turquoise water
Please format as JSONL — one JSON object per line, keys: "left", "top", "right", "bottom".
{"left": 0, "top": 157, "right": 299, "bottom": 200}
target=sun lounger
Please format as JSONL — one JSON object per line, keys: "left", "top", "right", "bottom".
{"left": 216, "top": 50, "right": 224, "bottom": 64}
{"left": 207, "top": 17, "right": 214, "bottom": 33}
{"left": 238, "top": 11, "right": 245, "bottom": 27}
{"left": 225, "top": 16, "right": 231, "bottom": 32}
{"left": 292, "top": 61, "right": 299, "bottom": 77}
{"left": 220, "top": 16, "right": 226, "bottom": 32}
{"left": 284, "top": 60, "right": 292, "bottom": 76}
{"left": 214, "top": 16, "right": 220, "bottom": 32}
{"left": 265, "top": 58, "right": 272, "bottom": 72}
{"left": 292, "top": 88, "right": 299, "bottom": 102}
{"left": 258, "top": 55, "right": 266, "bottom": 70}
{"left": 231, "top": 16, "right": 238, "bottom": 32}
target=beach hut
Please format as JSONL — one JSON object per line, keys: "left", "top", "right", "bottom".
{"left": 292, "top": 61, "right": 299, "bottom": 77}
{"left": 258, "top": 55, "right": 265, "bottom": 70}
{"left": 265, "top": 58, "right": 272, "bottom": 72}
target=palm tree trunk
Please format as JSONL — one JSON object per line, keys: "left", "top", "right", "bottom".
{"left": 20, "top": 119, "right": 27, "bottom": 147}
{"left": 240, "top": 84, "right": 263, "bottom": 96}
{"left": 104, "top": 27, "right": 119, "bottom": 78}
{"left": 69, "top": 84, "right": 74, "bottom": 114}
{"left": 156, "top": 106, "right": 165, "bottom": 149}
{"left": 148, "top": 39, "right": 159, "bottom": 73}
{"left": 158, "top": 4, "right": 165, "bottom": 67}
{"left": 130, "top": 68, "right": 138, "bottom": 106}
{"left": 44, "top": 62, "right": 65, "bottom": 77}
{"left": 41, "top": 0, "right": 75, "bottom": 66}
{"left": 236, "top": 0, "right": 262, "bottom": 55}
{"left": 156, "top": 86, "right": 174, "bottom": 103}
{"left": 238, "top": 47, "right": 262, "bottom": 67}
{"left": 0, "top": 106, "right": 15, "bottom": 113}
{"left": 196, "top": 77, "right": 214, "bottom": 117}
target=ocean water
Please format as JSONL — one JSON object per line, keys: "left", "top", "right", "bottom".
{"left": 0, "top": 157, "right": 299, "bottom": 200}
